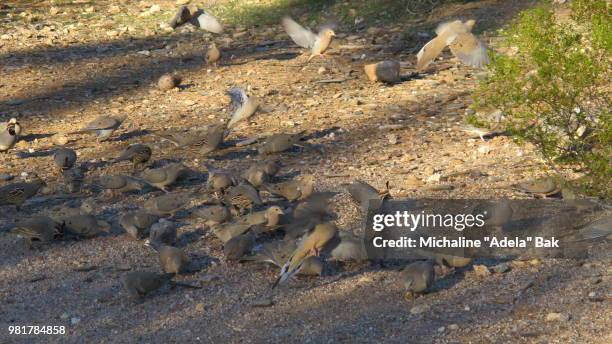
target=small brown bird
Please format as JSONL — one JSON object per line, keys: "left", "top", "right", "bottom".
{"left": 345, "top": 180, "right": 388, "bottom": 214}
{"left": 434, "top": 254, "right": 472, "bottom": 268}
{"left": 156, "top": 244, "right": 190, "bottom": 274}
{"left": 258, "top": 131, "right": 305, "bottom": 155}
{"left": 113, "top": 144, "right": 152, "bottom": 170}
{"left": 282, "top": 16, "right": 335, "bottom": 61}
{"left": 236, "top": 206, "right": 284, "bottom": 228}
{"left": 223, "top": 232, "right": 255, "bottom": 260}
{"left": 191, "top": 205, "right": 231, "bottom": 225}
{"left": 416, "top": 20, "right": 489, "bottom": 70}
{"left": 122, "top": 271, "right": 175, "bottom": 299}
{"left": 400, "top": 260, "right": 435, "bottom": 299}
{"left": 242, "top": 164, "right": 270, "bottom": 188}
{"left": 324, "top": 231, "right": 368, "bottom": 262}
{"left": 223, "top": 183, "right": 263, "bottom": 213}
{"left": 211, "top": 222, "right": 253, "bottom": 243}
{"left": 263, "top": 174, "right": 315, "bottom": 201}
{"left": 156, "top": 124, "right": 226, "bottom": 155}
{"left": 205, "top": 164, "right": 237, "bottom": 192}
{"left": 148, "top": 219, "right": 177, "bottom": 246}
{"left": 274, "top": 222, "right": 337, "bottom": 287}
{"left": 0, "top": 175, "right": 46, "bottom": 210}
{"left": 53, "top": 147, "right": 77, "bottom": 173}
{"left": 144, "top": 192, "right": 190, "bottom": 216}
{"left": 140, "top": 163, "right": 186, "bottom": 193}
{"left": 61, "top": 214, "right": 111, "bottom": 238}
{"left": 119, "top": 211, "right": 159, "bottom": 240}
{"left": 158, "top": 73, "right": 181, "bottom": 91}
{"left": 169, "top": 5, "right": 223, "bottom": 33}
{"left": 226, "top": 87, "right": 259, "bottom": 129}
{"left": 69, "top": 115, "right": 127, "bottom": 141}
{"left": 97, "top": 175, "right": 147, "bottom": 196}
{"left": 0, "top": 118, "right": 21, "bottom": 153}
{"left": 206, "top": 42, "right": 221, "bottom": 66}
{"left": 9, "top": 216, "right": 63, "bottom": 247}
{"left": 62, "top": 167, "right": 85, "bottom": 194}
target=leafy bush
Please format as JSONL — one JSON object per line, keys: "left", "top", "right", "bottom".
{"left": 474, "top": 0, "right": 611, "bottom": 197}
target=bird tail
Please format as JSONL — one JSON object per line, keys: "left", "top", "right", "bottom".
{"left": 271, "top": 256, "right": 305, "bottom": 289}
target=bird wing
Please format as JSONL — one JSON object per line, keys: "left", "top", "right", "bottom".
{"left": 449, "top": 33, "right": 489, "bottom": 68}
{"left": 84, "top": 116, "right": 121, "bottom": 130}
{"left": 416, "top": 34, "right": 451, "bottom": 70}
{"left": 190, "top": 10, "right": 224, "bottom": 33}
{"left": 142, "top": 169, "right": 168, "bottom": 184}
{"left": 282, "top": 16, "right": 317, "bottom": 49}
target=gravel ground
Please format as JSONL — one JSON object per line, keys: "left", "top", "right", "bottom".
{"left": 0, "top": 1, "right": 610, "bottom": 343}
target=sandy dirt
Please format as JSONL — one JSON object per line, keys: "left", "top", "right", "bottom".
{"left": 0, "top": 1, "right": 610, "bottom": 343}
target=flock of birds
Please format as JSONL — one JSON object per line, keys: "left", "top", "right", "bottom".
{"left": 0, "top": 4, "right": 495, "bottom": 300}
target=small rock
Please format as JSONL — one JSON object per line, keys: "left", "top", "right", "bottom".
{"left": 52, "top": 135, "right": 69, "bottom": 145}
{"left": 426, "top": 173, "right": 442, "bottom": 183}
{"left": 70, "top": 317, "right": 81, "bottom": 325}
{"left": 448, "top": 324, "right": 459, "bottom": 331}
{"left": 195, "top": 303, "right": 205, "bottom": 312}
{"left": 317, "top": 67, "right": 327, "bottom": 74}
{"left": 473, "top": 264, "right": 491, "bottom": 277}
{"left": 405, "top": 175, "right": 423, "bottom": 188}
{"left": 492, "top": 262, "right": 510, "bottom": 274}
{"left": 437, "top": 326, "right": 445, "bottom": 333}
{"left": 410, "top": 304, "right": 428, "bottom": 314}
{"left": 545, "top": 312, "right": 570, "bottom": 322}
{"left": 477, "top": 145, "right": 491, "bottom": 155}
{"left": 387, "top": 134, "right": 398, "bottom": 145}
{"left": 149, "top": 4, "right": 161, "bottom": 13}
{"left": 589, "top": 276, "right": 602, "bottom": 285}
{"left": 251, "top": 297, "right": 274, "bottom": 308}
{"left": 60, "top": 313, "right": 69, "bottom": 320}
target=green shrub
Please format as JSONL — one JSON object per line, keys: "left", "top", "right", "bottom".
{"left": 474, "top": 0, "right": 611, "bottom": 197}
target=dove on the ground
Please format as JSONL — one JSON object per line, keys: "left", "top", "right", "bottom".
{"left": 258, "top": 131, "right": 305, "bottom": 155}
{"left": 274, "top": 222, "right": 337, "bottom": 287}
{"left": 122, "top": 271, "right": 175, "bottom": 299}
{"left": 61, "top": 214, "right": 111, "bottom": 238}
{"left": 119, "top": 211, "right": 160, "bottom": 240}
{"left": 191, "top": 205, "right": 231, "bottom": 225}
{"left": 0, "top": 118, "right": 21, "bottom": 153}
{"left": 147, "top": 218, "right": 177, "bottom": 246}
{"left": 70, "top": 115, "right": 126, "bottom": 141}
{"left": 52, "top": 147, "right": 77, "bottom": 173}
{"left": 170, "top": 5, "right": 224, "bottom": 33}
{"left": 158, "top": 73, "right": 181, "bottom": 91}
{"left": 223, "top": 183, "right": 263, "bottom": 213}
{"left": 282, "top": 16, "right": 335, "bottom": 61}
{"left": 416, "top": 19, "right": 489, "bottom": 70}
{"left": 363, "top": 60, "right": 401, "bottom": 83}
{"left": 10, "top": 216, "right": 63, "bottom": 246}
{"left": 263, "top": 174, "right": 315, "bottom": 201}
{"left": 155, "top": 124, "right": 226, "bottom": 155}
{"left": 211, "top": 221, "right": 253, "bottom": 243}
{"left": 97, "top": 175, "right": 148, "bottom": 195}
{"left": 241, "top": 160, "right": 281, "bottom": 187}
{"left": 324, "top": 231, "right": 368, "bottom": 262}
{"left": 144, "top": 192, "right": 191, "bottom": 216}
{"left": 513, "top": 177, "right": 560, "bottom": 197}
{"left": 206, "top": 164, "right": 237, "bottom": 192}
{"left": 282, "top": 195, "right": 333, "bottom": 239}
{"left": 113, "top": 144, "right": 152, "bottom": 170}
{"left": 141, "top": 163, "right": 186, "bottom": 192}
{"left": 206, "top": 43, "right": 221, "bottom": 65}
{"left": 226, "top": 87, "right": 259, "bottom": 129}
{"left": 224, "top": 232, "right": 255, "bottom": 260}
{"left": 298, "top": 256, "right": 324, "bottom": 276}
{"left": 62, "top": 168, "right": 85, "bottom": 194}
{"left": 344, "top": 180, "right": 388, "bottom": 214}
{"left": 0, "top": 175, "right": 46, "bottom": 210}
{"left": 400, "top": 260, "right": 435, "bottom": 298}
{"left": 153, "top": 243, "right": 190, "bottom": 274}
{"left": 236, "top": 206, "right": 284, "bottom": 228}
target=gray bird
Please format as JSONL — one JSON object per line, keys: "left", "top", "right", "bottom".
{"left": 263, "top": 174, "right": 315, "bottom": 201}
{"left": 0, "top": 118, "right": 21, "bottom": 153}
{"left": 400, "top": 260, "right": 435, "bottom": 298}
{"left": 144, "top": 192, "right": 191, "bottom": 216}
{"left": 62, "top": 167, "right": 85, "bottom": 194}
{"left": 169, "top": 5, "right": 223, "bottom": 33}
{"left": 113, "top": 144, "right": 152, "bottom": 171}
{"left": 205, "top": 164, "right": 238, "bottom": 192}
{"left": 53, "top": 147, "right": 77, "bottom": 173}
{"left": 282, "top": 16, "right": 336, "bottom": 61}
{"left": 191, "top": 205, "right": 231, "bottom": 225}
{"left": 156, "top": 124, "right": 226, "bottom": 155}
{"left": 226, "top": 87, "right": 259, "bottom": 129}
{"left": 157, "top": 73, "right": 181, "bottom": 91}
{"left": 154, "top": 243, "right": 190, "bottom": 274}
{"left": 242, "top": 239, "right": 296, "bottom": 267}
{"left": 119, "top": 211, "right": 159, "bottom": 240}
{"left": 223, "top": 232, "right": 255, "bottom": 260}
{"left": 223, "top": 183, "right": 263, "bottom": 213}
{"left": 258, "top": 131, "right": 305, "bottom": 155}
{"left": 211, "top": 221, "right": 253, "bottom": 243}
{"left": 324, "top": 231, "right": 368, "bottom": 262}
{"left": 344, "top": 180, "right": 388, "bottom": 214}
{"left": 0, "top": 175, "right": 46, "bottom": 210}
{"left": 147, "top": 219, "right": 177, "bottom": 246}
{"left": 9, "top": 216, "right": 63, "bottom": 247}
{"left": 236, "top": 206, "right": 284, "bottom": 229}
{"left": 513, "top": 177, "right": 560, "bottom": 197}
{"left": 140, "top": 163, "right": 186, "bottom": 193}
{"left": 122, "top": 271, "right": 175, "bottom": 299}
{"left": 70, "top": 115, "right": 127, "bottom": 141}
{"left": 61, "top": 214, "right": 111, "bottom": 238}
{"left": 416, "top": 19, "right": 489, "bottom": 70}
{"left": 241, "top": 163, "right": 271, "bottom": 188}
{"left": 97, "top": 175, "right": 148, "bottom": 196}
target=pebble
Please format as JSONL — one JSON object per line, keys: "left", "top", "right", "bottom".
{"left": 317, "top": 67, "right": 326, "bottom": 74}
{"left": 387, "top": 134, "right": 398, "bottom": 145}
{"left": 70, "top": 317, "right": 81, "bottom": 325}
{"left": 409, "top": 304, "right": 429, "bottom": 314}
{"left": 195, "top": 303, "right": 205, "bottom": 312}
{"left": 437, "top": 326, "right": 445, "bottom": 333}
{"left": 251, "top": 297, "right": 274, "bottom": 308}
{"left": 492, "top": 262, "right": 510, "bottom": 274}
{"left": 448, "top": 324, "right": 459, "bottom": 331}
{"left": 60, "top": 313, "right": 69, "bottom": 320}
{"left": 473, "top": 265, "right": 491, "bottom": 277}
{"left": 545, "top": 312, "right": 570, "bottom": 322}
